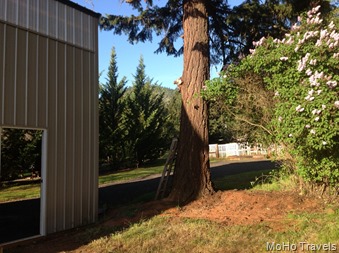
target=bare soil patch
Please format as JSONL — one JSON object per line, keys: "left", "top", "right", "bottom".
{"left": 5, "top": 190, "right": 328, "bottom": 253}
{"left": 162, "top": 190, "right": 323, "bottom": 226}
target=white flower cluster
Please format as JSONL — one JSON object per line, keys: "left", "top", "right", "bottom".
{"left": 273, "top": 6, "right": 339, "bottom": 142}
{"left": 306, "top": 6, "right": 322, "bottom": 24}
{"left": 309, "top": 71, "right": 324, "bottom": 87}
{"left": 298, "top": 30, "right": 319, "bottom": 47}
{"left": 296, "top": 105, "right": 305, "bottom": 112}
{"left": 327, "top": 80, "right": 337, "bottom": 89}
{"left": 291, "top": 16, "right": 302, "bottom": 30}
{"left": 305, "top": 89, "right": 315, "bottom": 101}
{"left": 315, "top": 27, "right": 339, "bottom": 48}
{"left": 252, "top": 37, "right": 266, "bottom": 47}
{"left": 250, "top": 37, "right": 267, "bottom": 55}
{"left": 297, "top": 53, "right": 310, "bottom": 72}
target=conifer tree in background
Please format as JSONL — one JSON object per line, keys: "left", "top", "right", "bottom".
{"left": 124, "top": 56, "right": 169, "bottom": 166}
{"left": 224, "top": 0, "right": 332, "bottom": 62}
{"left": 1, "top": 129, "right": 42, "bottom": 181}
{"left": 99, "top": 47, "right": 127, "bottom": 169}
{"left": 100, "top": 0, "right": 333, "bottom": 203}
{"left": 101, "top": 0, "right": 217, "bottom": 203}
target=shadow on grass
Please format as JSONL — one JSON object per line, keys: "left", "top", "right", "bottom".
{"left": 213, "top": 169, "right": 274, "bottom": 191}
{"left": 211, "top": 160, "right": 279, "bottom": 191}
{"left": 99, "top": 157, "right": 167, "bottom": 176}
{"left": 4, "top": 160, "right": 279, "bottom": 252}
{"left": 79, "top": 161, "right": 279, "bottom": 251}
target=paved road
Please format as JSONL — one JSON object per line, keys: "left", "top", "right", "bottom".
{"left": 0, "top": 160, "right": 277, "bottom": 244}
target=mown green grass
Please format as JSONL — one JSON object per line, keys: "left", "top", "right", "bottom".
{"left": 3, "top": 160, "right": 338, "bottom": 252}
{"left": 81, "top": 167, "right": 338, "bottom": 253}
{"left": 0, "top": 159, "right": 275, "bottom": 203}
{"left": 99, "top": 165, "right": 164, "bottom": 185}
{"left": 252, "top": 174, "right": 298, "bottom": 191}
{"left": 0, "top": 184, "right": 41, "bottom": 202}
{"left": 83, "top": 209, "right": 339, "bottom": 253}
{"left": 0, "top": 162, "right": 166, "bottom": 203}
{"left": 213, "top": 169, "right": 273, "bottom": 190}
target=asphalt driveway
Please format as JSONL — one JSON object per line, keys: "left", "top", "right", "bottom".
{"left": 0, "top": 160, "right": 278, "bottom": 244}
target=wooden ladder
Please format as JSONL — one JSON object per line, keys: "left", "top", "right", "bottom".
{"left": 155, "top": 138, "right": 178, "bottom": 200}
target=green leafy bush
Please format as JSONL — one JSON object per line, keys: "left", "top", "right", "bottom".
{"left": 205, "top": 6, "right": 339, "bottom": 189}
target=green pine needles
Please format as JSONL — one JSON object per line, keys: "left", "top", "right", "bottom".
{"left": 99, "top": 49, "right": 176, "bottom": 170}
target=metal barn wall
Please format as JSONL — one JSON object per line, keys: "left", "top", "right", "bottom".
{"left": 0, "top": 0, "right": 99, "bottom": 234}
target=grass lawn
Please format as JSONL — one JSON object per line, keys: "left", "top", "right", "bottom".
{"left": 0, "top": 158, "right": 275, "bottom": 203}
{"left": 99, "top": 165, "right": 164, "bottom": 185}
{"left": 0, "top": 161, "right": 166, "bottom": 203}
{"left": 83, "top": 212, "right": 339, "bottom": 253}
{"left": 0, "top": 183, "right": 41, "bottom": 203}
{"left": 213, "top": 169, "right": 273, "bottom": 191}
{"left": 0, "top": 158, "right": 271, "bottom": 203}
{"left": 76, "top": 169, "right": 338, "bottom": 253}
{"left": 2, "top": 160, "right": 338, "bottom": 253}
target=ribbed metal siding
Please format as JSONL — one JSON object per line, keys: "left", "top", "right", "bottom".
{"left": 0, "top": 0, "right": 99, "bottom": 235}
{"left": 0, "top": 0, "right": 95, "bottom": 51}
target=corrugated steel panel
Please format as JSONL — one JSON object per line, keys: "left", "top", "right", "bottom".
{"left": 90, "top": 49, "right": 99, "bottom": 222}
{"left": 3, "top": 25, "right": 15, "bottom": 125}
{"left": 39, "top": 0, "right": 49, "bottom": 35}
{"left": 6, "top": 0, "right": 18, "bottom": 25}
{"left": 46, "top": 38, "right": 57, "bottom": 233}
{"left": 18, "top": 0, "right": 28, "bottom": 29}
{"left": 65, "top": 45, "right": 75, "bottom": 229}
{"left": 48, "top": 0, "right": 58, "bottom": 38}
{"left": 15, "top": 29, "right": 27, "bottom": 126}
{"left": 28, "top": 0, "right": 39, "bottom": 31}
{"left": 0, "top": 0, "right": 99, "bottom": 51}
{"left": 74, "top": 9, "right": 83, "bottom": 49}
{"left": 55, "top": 41, "right": 65, "bottom": 231}
{"left": 0, "top": 1, "right": 6, "bottom": 21}
{"left": 57, "top": 2, "right": 66, "bottom": 41}
{"left": 37, "top": 36, "right": 48, "bottom": 127}
{"left": 0, "top": 24, "right": 4, "bottom": 123}
{"left": 82, "top": 51, "right": 91, "bottom": 222}
{"left": 73, "top": 47, "right": 83, "bottom": 227}
{"left": 0, "top": 0, "right": 99, "bottom": 236}
{"left": 27, "top": 32, "right": 38, "bottom": 127}
{"left": 66, "top": 8, "right": 75, "bottom": 45}
{"left": 82, "top": 14, "right": 90, "bottom": 50}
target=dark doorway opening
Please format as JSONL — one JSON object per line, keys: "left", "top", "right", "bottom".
{"left": 0, "top": 128, "right": 44, "bottom": 244}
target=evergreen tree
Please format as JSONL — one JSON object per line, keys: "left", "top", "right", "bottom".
{"left": 160, "top": 87, "right": 181, "bottom": 137}
{"left": 1, "top": 129, "right": 42, "bottom": 181}
{"left": 100, "top": 0, "right": 228, "bottom": 202}
{"left": 124, "top": 56, "right": 169, "bottom": 166}
{"left": 99, "top": 0, "right": 333, "bottom": 203}
{"left": 99, "top": 47, "right": 127, "bottom": 169}
{"left": 224, "top": 0, "right": 332, "bottom": 62}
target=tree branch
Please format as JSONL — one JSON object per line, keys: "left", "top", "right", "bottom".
{"left": 226, "top": 108, "right": 273, "bottom": 136}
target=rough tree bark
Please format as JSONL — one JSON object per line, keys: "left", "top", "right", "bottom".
{"left": 168, "top": 0, "right": 215, "bottom": 204}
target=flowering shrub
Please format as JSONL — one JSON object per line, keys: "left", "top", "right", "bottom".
{"left": 206, "top": 6, "right": 339, "bottom": 188}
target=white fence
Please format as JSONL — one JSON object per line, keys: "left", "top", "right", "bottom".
{"left": 209, "top": 143, "right": 268, "bottom": 158}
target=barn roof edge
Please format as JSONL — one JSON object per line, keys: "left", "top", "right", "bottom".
{"left": 56, "top": 0, "right": 101, "bottom": 18}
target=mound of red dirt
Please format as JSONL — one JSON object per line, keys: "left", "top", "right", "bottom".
{"left": 161, "top": 190, "right": 324, "bottom": 226}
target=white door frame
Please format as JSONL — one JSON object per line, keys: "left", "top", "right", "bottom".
{"left": 0, "top": 127, "right": 2, "bottom": 183}
{"left": 0, "top": 127, "right": 47, "bottom": 238}
{"left": 40, "top": 130, "right": 47, "bottom": 236}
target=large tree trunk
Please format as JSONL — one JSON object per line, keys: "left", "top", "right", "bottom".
{"left": 168, "top": 0, "right": 214, "bottom": 204}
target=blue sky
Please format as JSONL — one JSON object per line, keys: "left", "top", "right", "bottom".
{"left": 72, "top": 0, "right": 243, "bottom": 88}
